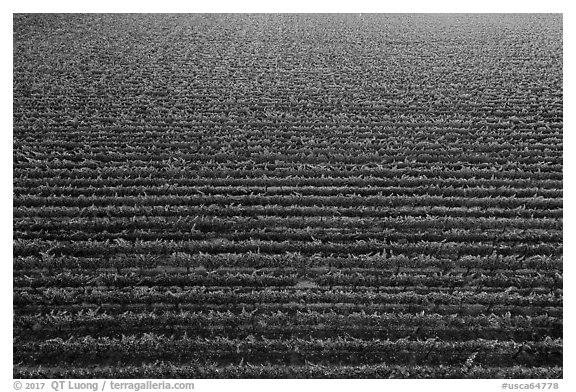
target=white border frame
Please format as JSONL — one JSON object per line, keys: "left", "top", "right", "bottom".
{"left": 3, "top": 2, "right": 572, "bottom": 391}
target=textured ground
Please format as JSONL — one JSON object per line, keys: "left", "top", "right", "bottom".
{"left": 13, "top": 14, "right": 562, "bottom": 378}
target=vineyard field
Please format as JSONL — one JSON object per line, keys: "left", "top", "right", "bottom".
{"left": 13, "top": 14, "right": 563, "bottom": 378}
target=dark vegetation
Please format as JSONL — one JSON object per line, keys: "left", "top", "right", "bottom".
{"left": 13, "top": 14, "right": 562, "bottom": 378}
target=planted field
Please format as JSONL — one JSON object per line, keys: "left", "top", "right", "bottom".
{"left": 13, "top": 14, "right": 562, "bottom": 378}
